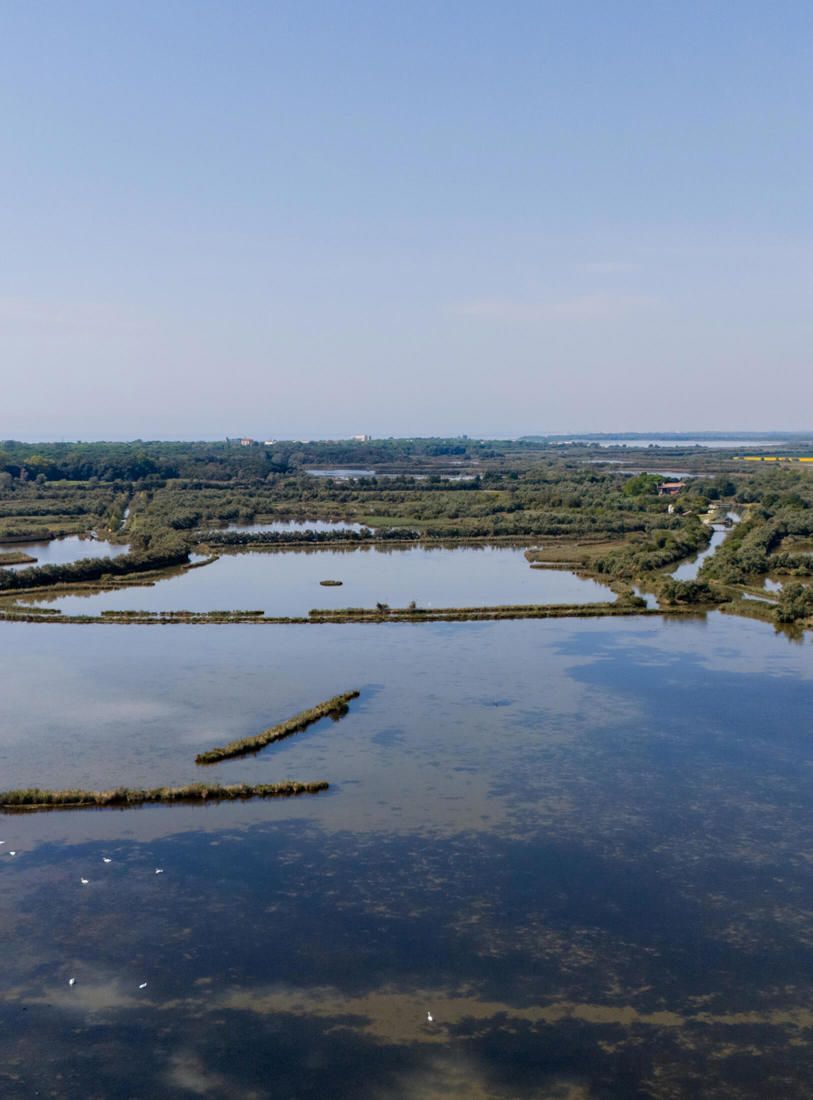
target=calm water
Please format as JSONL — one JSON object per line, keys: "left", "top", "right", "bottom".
{"left": 26, "top": 545, "right": 615, "bottom": 616}
{"left": 1, "top": 535, "right": 128, "bottom": 569}
{"left": 305, "top": 467, "right": 377, "bottom": 478}
{"left": 0, "top": 614, "right": 812, "bottom": 1097}
{"left": 670, "top": 525, "right": 728, "bottom": 580}
{"left": 222, "top": 519, "right": 364, "bottom": 533}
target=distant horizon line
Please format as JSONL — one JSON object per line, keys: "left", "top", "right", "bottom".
{"left": 3, "top": 430, "right": 813, "bottom": 446}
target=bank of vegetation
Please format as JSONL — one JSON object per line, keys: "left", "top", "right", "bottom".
{"left": 196, "top": 690, "right": 361, "bottom": 764}
{"left": 0, "top": 533, "right": 189, "bottom": 593}
{"left": 1, "top": 440, "right": 811, "bottom": 629}
{"left": 0, "top": 781, "right": 329, "bottom": 811}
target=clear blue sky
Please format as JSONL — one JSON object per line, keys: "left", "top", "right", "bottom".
{"left": 2, "top": 1, "right": 811, "bottom": 439}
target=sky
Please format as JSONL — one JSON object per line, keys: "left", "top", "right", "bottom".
{"left": 2, "top": 1, "right": 812, "bottom": 440}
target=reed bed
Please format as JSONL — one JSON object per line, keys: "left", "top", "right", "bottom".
{"left": 0, "top": 552, "right": 37, "bottom": 566}
{"left": 196, "top": 690, "right": 361, "bottom": 765}
{"left": 0, "top": 781, "right": 328, "bottom": 811}
{"left": 0, "top": 605, "right": 697, "bottom": 625}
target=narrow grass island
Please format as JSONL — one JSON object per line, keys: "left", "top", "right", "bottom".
{"left": 0, "top": 781, "right": 330, "bottom": 812}
{"left": 195, "top": 690, "right": 361, "bottom": 764}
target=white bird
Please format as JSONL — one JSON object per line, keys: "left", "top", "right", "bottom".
{"left": 68, "top": 978, "right": 76, "bottom": 987}
{"left": 102, "top": 857, "right": 112, "bottom": 864}
{"left": 0, "top": 840, "right": 5, "bottom": 845}
{"left": 154, "top": 868, "right": 164, "bottom": 875}
{"left": 138, "top": 982, "right": 148, "bottom": 989}
{"left": 80, "top": 878, "right": 89, "bottom": 886}
{"left": 426, "top": 1011, "right": 433, "bottom": 1023}
{"left": 8, "top": 851, "right": 16, "bottom": 857}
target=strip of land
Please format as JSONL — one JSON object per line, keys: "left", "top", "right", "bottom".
{"left": 0, "top": 604, "right": 703, "bottom": 625}
{"left": 0, "top": 781, "right": 329, "bottom": 812}
{"left": 195, "top": 690, "right": 361, "bottom": 765}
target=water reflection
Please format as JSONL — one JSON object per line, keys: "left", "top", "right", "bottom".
{"left": 26, "top": 545, "right": 615, "bottom": 616}
{"left": 1, "top": 534, "right": 128, "bottom": 569}
{"left": 670, "top": 525, "right": 727, "bottom": 580}
{"left": 1, "top": 616, "right": 812, "bottom": 1097}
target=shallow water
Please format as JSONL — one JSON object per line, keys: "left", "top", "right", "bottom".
{"left": 27, "top": 545, "right": 615, "bottom": 616}
{"left": 0, "top": 614, "right": 812, "bottom": 1096}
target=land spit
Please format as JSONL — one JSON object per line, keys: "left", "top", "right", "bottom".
{"left": 0, "top": 604, "right": 703, "bottom": 625}
{"left": 0, "top": 781, "right": 329, "bottom": 812}
{"left": 0, "top": 552, "right": 38, "bottom": 566}
{"left": 195, "top": 690, "right": 361, "bottom": 765}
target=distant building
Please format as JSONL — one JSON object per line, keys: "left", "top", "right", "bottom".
{"left": 658, "top": 481, "right": 685, "bottom": 496}
{"left": 239, "top": 437, "right": 255, "bottom": 446}
{"left": 351, "top": 434, "right": 371, "bottom": 442}
{"left": 263, "top": 440, "right": 277, "bottom": 446}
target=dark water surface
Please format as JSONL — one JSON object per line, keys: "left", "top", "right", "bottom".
{"left": 0, "top": 616, "right": 812, "bottom": 1098}
{"left": 26, "top": 545, "right": 614, "bottom": 617}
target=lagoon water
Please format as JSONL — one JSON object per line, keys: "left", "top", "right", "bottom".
{"left": 1, "top": 534, "right": 128, "bottom": 569}
{"left": 0, "top": 613, "right": 812, "bottom": 1097}
{"left": 27, "top": 545, "right": 615, "bottom": 616}
{"left": 222, "top": 519, "right": 364, "bottom": 533}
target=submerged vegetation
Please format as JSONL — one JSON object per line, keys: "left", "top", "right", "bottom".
{"left": 196, "top": 690, "right": 361, "bottom": 764}
{"left": 0, "top": 781, "right": 329, "bottom": 811}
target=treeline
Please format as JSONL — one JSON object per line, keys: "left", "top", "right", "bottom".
{"left": 700, "top": 507, "right": 813, "bottom": 584}
{"left": 0, "top": 437, "right": 536, "bottom": 483}
{"left": 776, "top": 583, "right": 813, "bottom": 624}
{"left": 591, "top": 520, "right": 711, "bottom": 579}
{"left": 0, "top": 536, "right": 189, "bottom": 593}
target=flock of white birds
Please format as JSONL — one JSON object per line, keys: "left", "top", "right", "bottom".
{"left": 2, "top": 841, "right": 164, "bottom": 991}
{"left": 6, "top": 839, "right": 437, "bottom": 1021}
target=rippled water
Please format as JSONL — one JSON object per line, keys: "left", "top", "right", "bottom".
{"left": 26, "top": 545, "right": 615, "bottom": 616}
{"left": 0, "top": 614, "right": 812, "bottom": 1097}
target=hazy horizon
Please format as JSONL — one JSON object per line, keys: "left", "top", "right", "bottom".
{"left": 3, "top": 2, "right": 812, "bottom": 438}
{"left": 4, "top": 429, "right": 813, "bottom": 447}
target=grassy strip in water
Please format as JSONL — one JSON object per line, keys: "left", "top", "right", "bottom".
{"left": 0, "top": 780, "right": 328, "bottom": 811}
{"left": 0, "top": 604, "right": 697, "bottom": 625}
{"left": 0, "top": 551, "right": 37, "bottom": 565}
{"left": 196, "top": 690, "right": 361, "bottom": 765}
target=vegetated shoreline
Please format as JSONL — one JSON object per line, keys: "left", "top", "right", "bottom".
{"left": 0, "top": 781, "right": 329, "bottom": 812}
{"left": 0, "top": 603, "right": 703, "bottom": 625}
{"left": 196, "top": 690, "right": 360, "bottom": 765}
